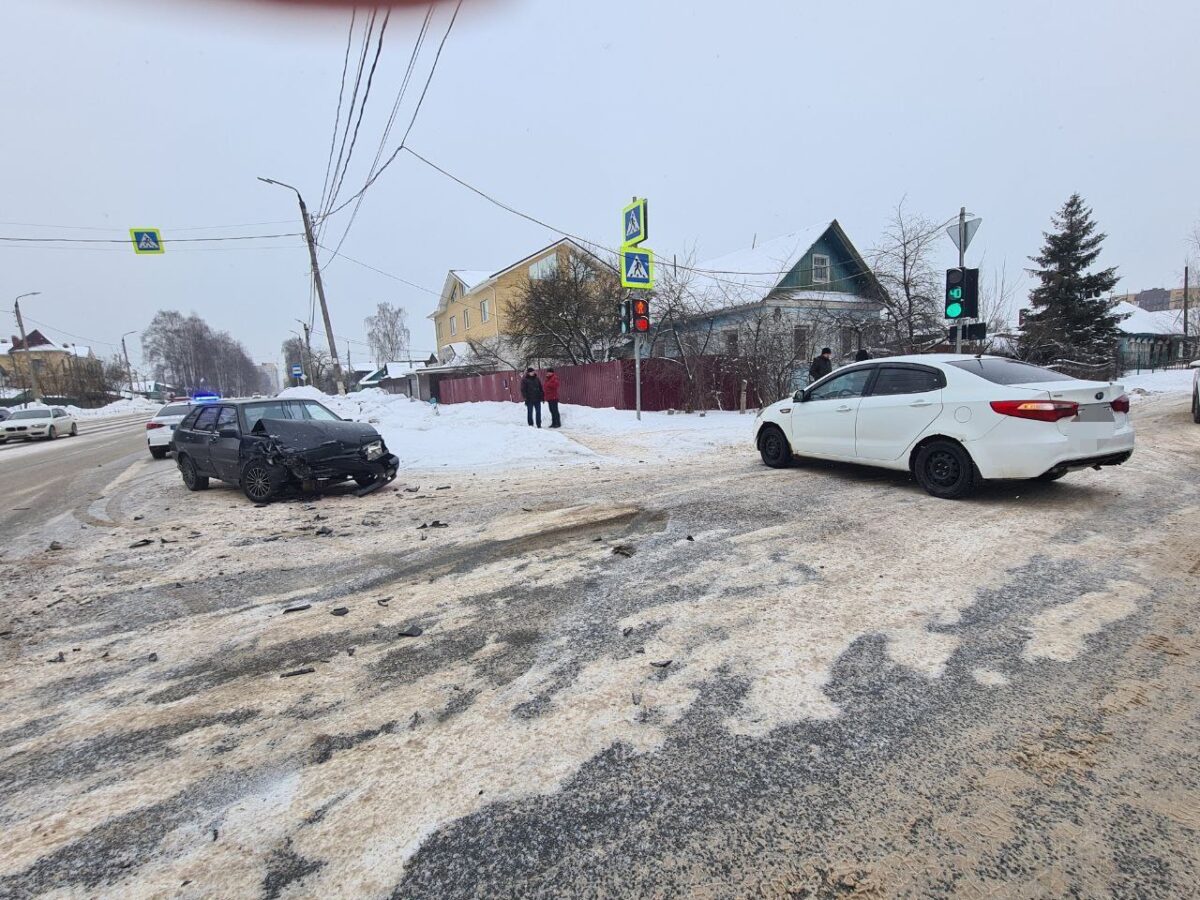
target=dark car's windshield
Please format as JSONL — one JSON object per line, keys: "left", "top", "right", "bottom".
{"left": 297, "top": 401, "right": 341, "bottom": 422}
{"left": 241, "top": 402, "right": 292, "bottom": 431}
{"left": 947, "top": 359, "right": 1078, "bottom": 385}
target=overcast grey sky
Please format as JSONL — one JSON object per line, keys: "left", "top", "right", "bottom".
{"left": 4, "top": 0, "right": 1198, "bottom": 372}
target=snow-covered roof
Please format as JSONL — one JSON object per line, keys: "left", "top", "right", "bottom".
{"left": 689, "top": 222, "right": 834, "bottom": 302}
{"left": 452, "top": 270, "right": 493, "bottom": 291}
{"left": 1114, "top": 300, "right": 1184, "bottom": 336}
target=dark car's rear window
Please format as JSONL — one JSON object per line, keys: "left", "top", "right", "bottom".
{"left": 947, "top": 358, "right": 1077, "bottom": 385}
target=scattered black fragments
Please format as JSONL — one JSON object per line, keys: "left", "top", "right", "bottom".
{"left": 436, "top": 485, "right": 451, "bottom": 491}
{"left": 622, "top": 626, "right": 634, "bottom": 637}
{"left": 129, "top": 539, "right": 153, "bottom": 548}
{"left": 253, "top": 503, "right": 268, "bottom": 509}
{"left": 212, "top": 829, "right": 219, "bottom": 841}
{"left": 315, "top": 526, "right": 333, "bottom": 537}
{"left": 397, "top": 625, "right": 423, "bottom": 638}
{"left": 132, "top": 515, "right": 144, "bottom": 521}
{"left": 612, "top": 544, "right": 636, "bottom": 558}
{"left": 650, "top": 659, "right": 672, "bottom": 668}
{"left": 284, "top": 604, "right": 312, "bottom": 614}
{"left": 632, "top": 692, "right": 641, "bottom": 705}
{"left": 281, "top": 667, "right": 316, "bottom": 678}
{"left": 49, "top": 651, "right": 65, "bottom": 663}
{"left": 686, "top": 535, "right": 695, "bottom": 542}
{"left": 262, "top": 536, "right": 280, "bottom": 543}
{"left": 376, "top": 597, "right": 391, "bottom": 607}
{"left": 403, "top": 486, "right": 419, "bottom": 493}
{"left": 430, "top": 520, "right": 448, "bottom": 528}
{"left": 159, "top": 537, "right": 177, "bottom": 544}
{"left": 330, "top": 607, "right": 349, "bottom": 617}
{"left": 148, "top": 652, "right": 159, "bottom": 662}
{"left": 347, "top": 647, "right": 356, "bottom": 657}
{"left": 361, "top": 519, "right": 380, "bottom": 527}
{"left": 314, "top": 514, "right": 327, "bottom": 521}
{"left": 46, "top": 541, "right": 64, "bottom": 552}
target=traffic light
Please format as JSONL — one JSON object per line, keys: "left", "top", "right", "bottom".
{"left": 618, "top": 300, "right": 631, "bottom": 334}
{"left": 631, "top": 298, "right": 651, "bottom": 333}
{"left": 945, "top": 267, "right": 979, "bottom": 319}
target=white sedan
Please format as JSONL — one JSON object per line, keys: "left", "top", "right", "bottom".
{"left": 755, "top": 354, "right": 1134, "bottom": 499}
{"left": 0, "top": 407, "right": 79, "bottom": 442}
{"left": 145, "top": 400, "right": 193, "bottom": 459}
{"left": 1191, "top": 359, "right": 1200, "bottom": 423}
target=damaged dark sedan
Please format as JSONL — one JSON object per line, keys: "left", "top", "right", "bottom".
{"left": 173, "top": 398, "right": 399, "bottom": 502}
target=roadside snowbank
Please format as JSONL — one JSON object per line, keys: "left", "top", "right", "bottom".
{"left": 277, "top": 387, "right": 754, "bottom": 470}
{"left": 1120, "top": 368, "right": 1195, "bottom": 397}
{"left": 12, "top": 397, "right": 161, "bottom": 418}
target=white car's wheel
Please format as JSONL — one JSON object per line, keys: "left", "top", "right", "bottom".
{"left": 47, "top": 426, "right": 57, "bottom": 440}
{"left": 69, "top": 422, "right": 78, "bottom": 436}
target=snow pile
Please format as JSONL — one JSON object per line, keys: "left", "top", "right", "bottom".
{"left": 1120, "top": 368, "right": 1196, "bottom": 398}
{"left": 276, "top": 387, "right": 754, "bottom": 471}
{"left": 12, "top": 397, "right": 161, "bottom": 418}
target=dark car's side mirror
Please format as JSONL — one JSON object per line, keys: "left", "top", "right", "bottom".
{"left": 218, "top": 427, "right": 239, "bottom": 439}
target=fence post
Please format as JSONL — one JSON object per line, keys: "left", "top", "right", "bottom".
{"left": 739, "top": 379, "right": 747, "bottom": 414}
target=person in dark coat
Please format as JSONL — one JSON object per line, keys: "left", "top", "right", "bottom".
{"left": 520, "top": 367, "right": 544, "bottom": 428}
{"left": 809, "top": 347, "right": 833, "bottom": 382}
{"left": 855, "top": 348, "right": 871, "bottom": 362}
{"left": 544, "top": 368, "right": 562, "bottom": 428}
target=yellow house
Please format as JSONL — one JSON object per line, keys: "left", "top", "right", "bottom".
{"left": 428, "top": 238, "right": 589, "bottom": 361}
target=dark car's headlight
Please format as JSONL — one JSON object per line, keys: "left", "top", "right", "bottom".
{"left": 363, "top": 440, "right": 384, "bottom": 461}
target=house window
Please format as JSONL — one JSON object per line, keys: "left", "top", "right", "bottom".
{"left": 840, "top": 326, "right": 855, "bottom": 355}
{"left": 724, "top": 331, "right": 739, "bottom": 355}
{"left": 529, "top": 254, "right": 558, "bottom": 280}
{"left": 812, "top": 254, "right": 831, "bottom": 285}
{"left": 450, "top": 284, "right": 459, "bottom": 301}
{"left": 463, "top": 309, "right": 471, "bottom": 330}
{"left": 480, "top": 299, "right": 490, "bottom": 322}
{"left": 450, "top": 316, "right": 457, "bottom": 336}
{"left": 793, "top": 326, "right": 808, "bottom": 356}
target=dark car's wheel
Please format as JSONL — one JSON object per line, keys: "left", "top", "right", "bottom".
{"left": 178, "top": 454, "right": 209, "bottom": 491}
{"left": 913, "top": 439, "right": 977, "bottom": 499}
{"left": 150, "top": 446, "right": 168, "bottom": 460}
{"left": 240, "top": 460, "right": 285, "bottom": 503}
{"left": 353, "top": 473, "right": 379, "bottom": 487}
{"left": 1193, "top": 389, "right": 1200, "bottom": 424}
{"left": 758, "top": 425, "right": 792, "bottom": 469}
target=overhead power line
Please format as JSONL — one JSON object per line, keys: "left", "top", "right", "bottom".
{"left": 317, "top": 9, "right": 358, "bottom": 220}
{"left": 319, "top": 0, "right": 463, "bottom": 224}
{"left": 320, "top": 9, "right": 378, "bottom": 222}
{"left": 315, "top": 241, "right": 439, "bottom": 295}
{"left": 20, "top": 315, "right": 121, "bottom": 348}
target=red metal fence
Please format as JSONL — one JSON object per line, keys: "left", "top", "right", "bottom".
{"left": 438, "top": 357, "right": 760, "bottom": 412}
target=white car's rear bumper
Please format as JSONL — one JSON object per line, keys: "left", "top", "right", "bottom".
{"left": 967, "top": 418, "right": 1135, "bottom": 479}
{"left": 146, "top": 426, "right": 175, "bottom": 448}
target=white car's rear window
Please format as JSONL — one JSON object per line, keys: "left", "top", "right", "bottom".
{"left": 948, "top": 359, "right": 1077, "bottom": 385}
{"left": 157, "top": 403, "right": 191, "bottom": 417}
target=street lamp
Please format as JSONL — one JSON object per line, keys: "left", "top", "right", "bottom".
{"left": 121, "top": 330, "right": 138, "bottom": 398}
{"left": 13, "top": 292, "right": 42, "bottom": 403}
{"left": 258, "top": 175, "right": 346, "bottom": 394}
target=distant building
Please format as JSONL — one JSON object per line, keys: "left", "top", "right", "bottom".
{"left": 259, "top": 362, "right": 280, "bottom": 393}
{"left": 1113, "top": 301, "right": 1194, "bottom": 367}
{"left": 1112, "top": 286, "right": 1195, "bottom": 312}
{"left": 1, "top": 329, "right": 104, "bottom": 401}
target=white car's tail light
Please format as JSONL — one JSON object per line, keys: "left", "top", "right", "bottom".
{"left": 989, "top": 399, "right": 1079, "bottom": 422}
{"left": 1110, "top": 395, "right": 1130, "bottom": 414}
{"left": 146, "top": 422, "right": 166, "bottom": 430}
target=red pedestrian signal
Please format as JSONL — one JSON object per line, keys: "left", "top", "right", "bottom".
{"left": 632, "top": 299, "right": 651, "bottom": 332}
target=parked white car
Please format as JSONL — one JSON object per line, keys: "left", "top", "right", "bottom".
{"left": 145, "top": 400, "right": 192, "bottom": 459}
{"left": 755, "top": 354, "right": 1134, "bottom": 499}
{"left": 1191, "top": 359, "right": 1200, "bottom": 423}
{"left": 0, "top": 407, "right": 78, "bottom": 442}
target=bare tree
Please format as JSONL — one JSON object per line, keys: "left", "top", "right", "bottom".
{"left": 504, "top": 251, "right": 623, "bottom": 366}
{"left": 871, "top": 200, "right": 944, "bottom": 353}
{"left": 364, "top": 302, "right": 411, "bottom": 367}
{"left": 723, "top": 306, "right": 808, "bottom": 404}
{"left": 142, "top": 310, "right": 261, "bottom": 395}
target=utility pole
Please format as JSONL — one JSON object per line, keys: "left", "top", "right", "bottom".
{"left": 294, "top": 319, "right": 313, "bottom": 386}
{"left": 956, "top": 206, "right": 966, "bottom": 354}
{"left": 634, "top": 332, "right": 642, "bottom": 421}
{"left": 1184, "top": 264, "right": 1190, "bottom": 342}
{"left": 259, "top": 177, "right": 346, "bottom": 394}
{"left": 121, "top": 330, "right": 137, "bottom": 397}
{"left": 13, "top": 292, "right": 42, "bottom": 403}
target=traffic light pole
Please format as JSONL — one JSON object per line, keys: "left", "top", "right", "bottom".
{"left": 956, "top": 206, "right": 966, "bottom": 354}
{"left": 634, "top": 332, "right": 642, "bottom": 421}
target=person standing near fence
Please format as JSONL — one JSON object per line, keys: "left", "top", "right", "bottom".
{"left": 520, "top": 367, "right": 544, "bottom": 428}
{"left": 544, "top": 368, "right": 562, "bottom": 428}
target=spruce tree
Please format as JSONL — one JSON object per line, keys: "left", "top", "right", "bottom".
{"left": 1019, "top": 193, "right": 1121, "bottom": 363}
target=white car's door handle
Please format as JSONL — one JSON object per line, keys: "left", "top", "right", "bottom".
{"left": 909, "top": 400, "right": 933, "bottom": 407}
{"left": 836, "top": 405, "right": 853, "bottom": 413}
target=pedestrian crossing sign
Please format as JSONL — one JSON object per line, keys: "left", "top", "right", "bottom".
{"left": 621, "top": 247, "right": 654, "bottom": 289}
{"left": 622, "top": 198, "right": 648, "bottom": 247}
{"left": 130, "top": 229, "right": 164, "bottom": 254}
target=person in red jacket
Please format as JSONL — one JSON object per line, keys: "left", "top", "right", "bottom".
{"left": 544, "top": 368, "right": 562, "bottom": 428}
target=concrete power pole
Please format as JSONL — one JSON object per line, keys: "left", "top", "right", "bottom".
{"left": 13, "top": 292, "right": 42, "bottom": 402}
{"left": 121, "top": 331, "right": 137, "bottom": 397}
{"left": 259, "top": 177, "right": 347, "bottom": 394}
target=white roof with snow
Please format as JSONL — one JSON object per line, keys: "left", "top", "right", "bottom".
{"left": 1114, "top": 301, "right": 1184, "bottom": 336}
{"left": 688, "top": 222, "right": 834, "bottom": 303}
